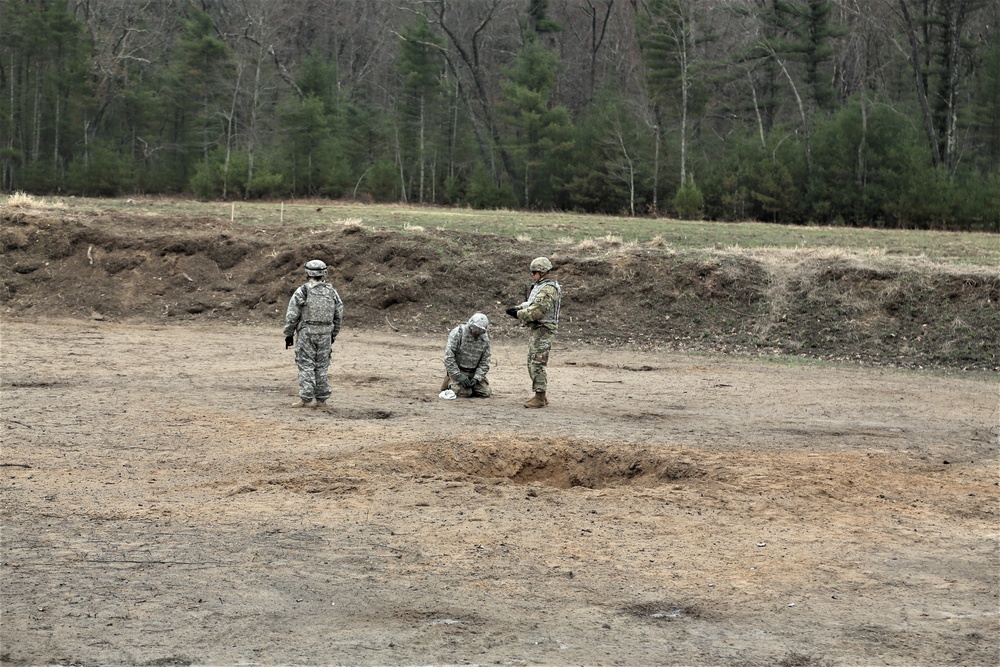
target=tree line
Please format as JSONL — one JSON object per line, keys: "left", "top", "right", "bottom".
{"left": 1, "top": 0, "right": 997, "bottom": 230}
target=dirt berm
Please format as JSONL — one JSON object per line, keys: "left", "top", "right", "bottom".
{"left": 1, "top": 204, "right": 997, "bottom": 371}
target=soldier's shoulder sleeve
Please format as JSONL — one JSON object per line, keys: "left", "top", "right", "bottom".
{"left": 537, "top": 284, "right": 558, "bottom": 306}
{"left": 443, "top": 327, "right": 462, "bottom": 369}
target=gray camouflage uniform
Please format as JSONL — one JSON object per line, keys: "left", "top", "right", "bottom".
{"left": 284, "top": 279, "right": 344, "bottom": 403}
{"left": 442, "top": 313, "right": 492, "bottom": 398}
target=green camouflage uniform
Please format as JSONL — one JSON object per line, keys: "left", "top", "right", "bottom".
{"left": 517, "top": 278, "right": 561, "bottom": 393}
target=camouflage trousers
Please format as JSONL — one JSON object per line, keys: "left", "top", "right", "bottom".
{"left": 527, "top": 326, "right": 555, "bottom": 393}
{"left": 295, "top": 332, "right": 333, "bottom": 402}
{"left": 441, "top": 370, "right": 492, "bottom": 398}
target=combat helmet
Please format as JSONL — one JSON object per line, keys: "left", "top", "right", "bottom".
{"left": 529, "top": 257, "right": 552, "bottom": 273}
{"left": 468, "top": 312, "right": 489, "bottom": 333}
{"left": 304, "top": 259, "right": 328, "bottom": 277}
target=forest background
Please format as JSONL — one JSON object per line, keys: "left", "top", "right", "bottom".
{"left": 1, "top": 0, "right": 998, "bottom": 230}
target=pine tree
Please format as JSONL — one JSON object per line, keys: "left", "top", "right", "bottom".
{"left": 498, "top": 37, "right": 574, "bottom": 208}
{"left": 396, "top": 17, "right": 445, "bottom": 203}
{"left": 0, "top": 0, "right": 92, "bottom": 190}
{"left": 639, "top": 0, "right": 704, "bottom": 191}
{"left": 970, "top": 40, "right": 1000, "bottom": 173}
{"left": 164, "top": 10, "right": 231, "bottom": 190}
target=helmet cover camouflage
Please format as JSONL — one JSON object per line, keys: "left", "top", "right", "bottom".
{"left": 304, "top": 259, "right": 328, "bottom": 277}
{"left": 468, "top": 312, "right": 489, "bottom": 332}
{"left": 529, "top": 257, "right": 552, "bottom": 273}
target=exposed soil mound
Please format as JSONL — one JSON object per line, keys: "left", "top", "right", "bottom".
{"left": 2, "top": 204, "right": 997, "bottom": 370}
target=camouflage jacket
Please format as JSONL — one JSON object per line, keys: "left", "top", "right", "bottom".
{"left": 518, "top": 278, "right": 561, "bottom": 331}
{"left": 443, "top": 324, "right": 491, "bottom": 381}
{"left": 283, "top": 279, "right": 344, "bottom": 339}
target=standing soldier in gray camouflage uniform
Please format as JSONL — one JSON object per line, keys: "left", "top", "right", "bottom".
{"left": 442, "top": 312, "right": 492, "bottom": 398}
{"left": 506, "top": 257, "right": 561, "bottom": 408}
{"left": 284, "top": 259, "right": 344, "bottom": 408}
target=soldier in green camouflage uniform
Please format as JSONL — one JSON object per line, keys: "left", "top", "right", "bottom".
{"left": 506, "top": 257, "right": 561, "bottom": 408}
{"left": 442, "top": 312, "right": 492, "bottom": 398}
{"left": 283, "top": 259, "right": 344, "bottom": 408}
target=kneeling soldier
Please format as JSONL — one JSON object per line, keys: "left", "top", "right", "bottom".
{"left": 442, "top": 313, "right": 492, "bottom": 398}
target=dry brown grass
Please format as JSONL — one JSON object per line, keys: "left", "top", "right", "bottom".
{"left": 5, "top": 191, "right": 65, "bottom": 209}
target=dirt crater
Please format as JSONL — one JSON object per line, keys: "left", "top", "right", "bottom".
{"left": 419, "top": 440, "right": 704, "bottom": 490}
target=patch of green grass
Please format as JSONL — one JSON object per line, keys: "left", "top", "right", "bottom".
{"left": 52, "top": 196, "right": 1000, "bottom": 266}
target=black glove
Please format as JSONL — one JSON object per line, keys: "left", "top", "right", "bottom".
{"left": 506, "top": 307, "right": 519, "bottom": 318}
{"left": 285, "top": 335, "right": 294, "bottom": 349}
{"left": 461, "top": 376, "right": 475, "bottom": 388}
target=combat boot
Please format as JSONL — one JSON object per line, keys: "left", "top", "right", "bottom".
{"left": 313, "top": 400, "right": 327, "bottom": 409}
{"left": 292, "top": 400, "right": 312, "bottom": 408}
{"left": 524, "top": 391, "right": 547, "bottom": 408}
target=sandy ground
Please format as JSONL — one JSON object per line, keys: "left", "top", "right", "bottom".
{"left": 1, "top": 318, "right": 998, "bottom": 667}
